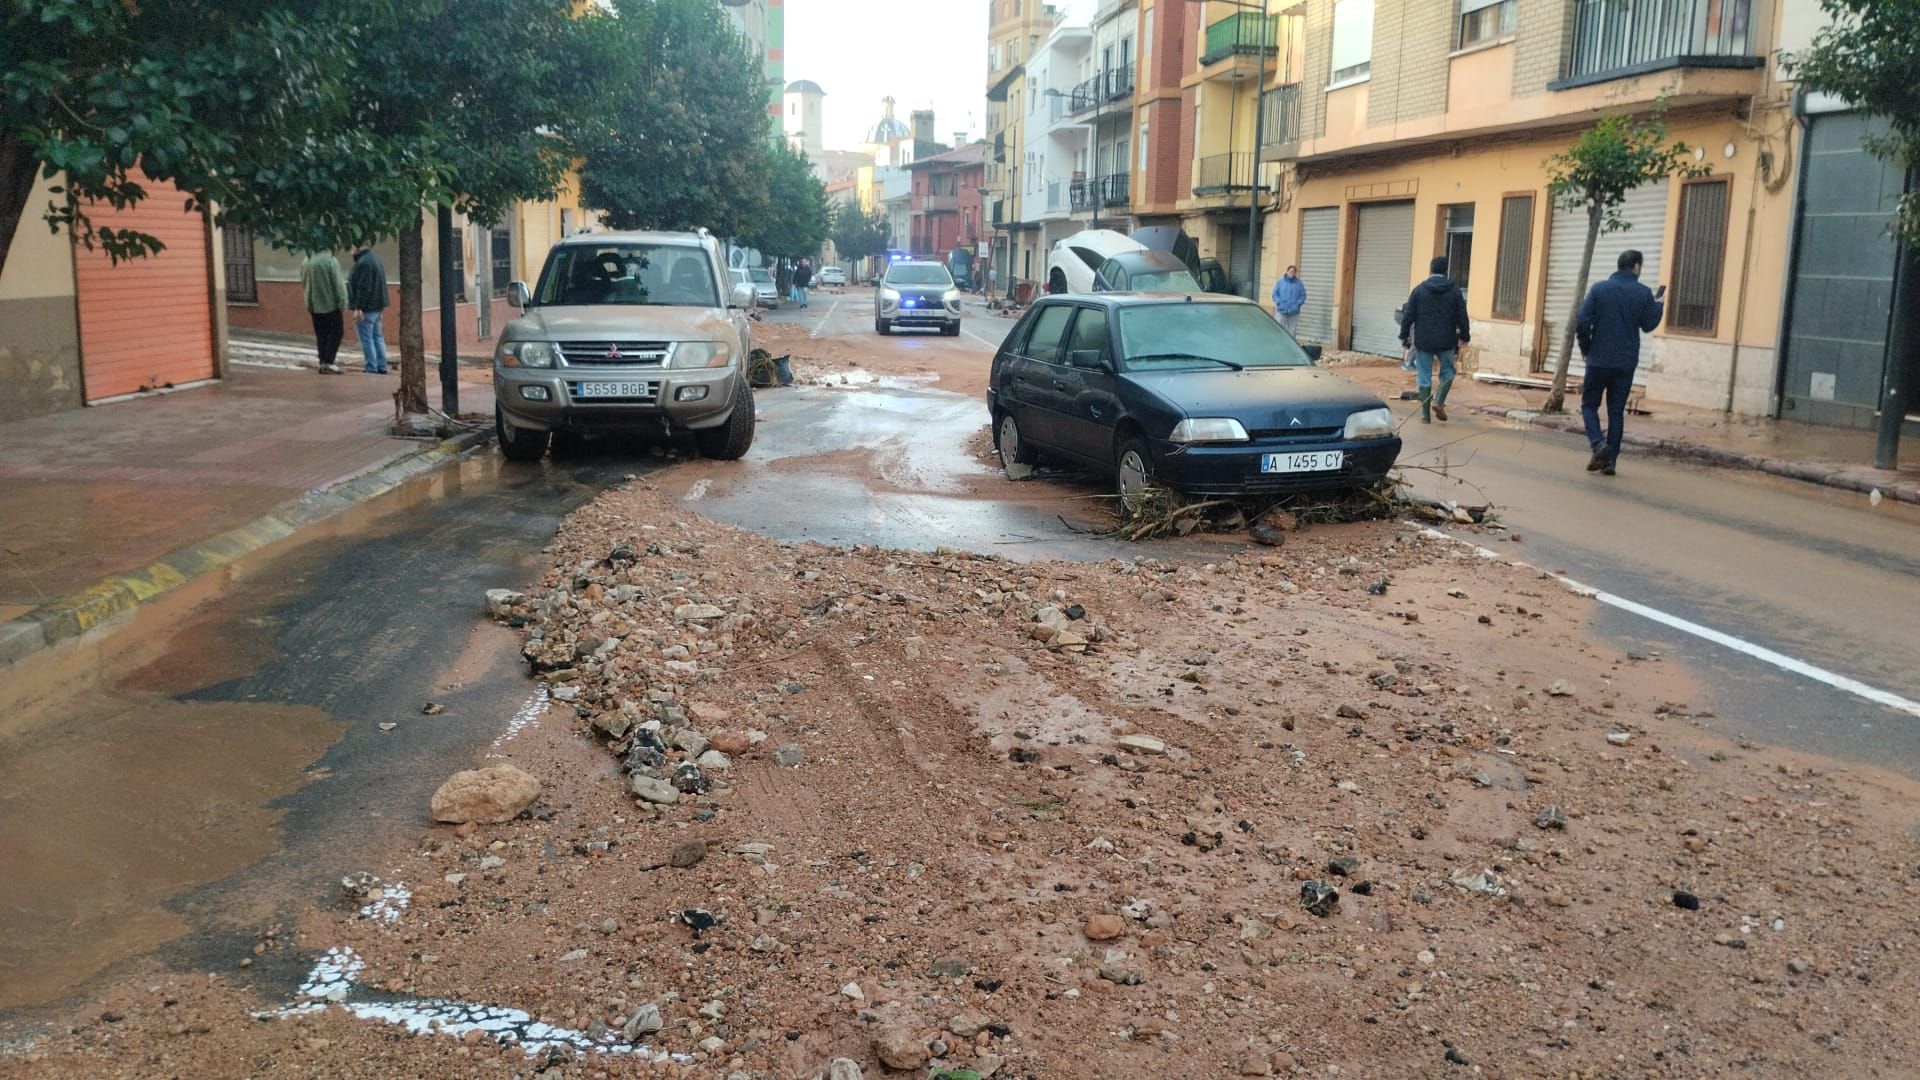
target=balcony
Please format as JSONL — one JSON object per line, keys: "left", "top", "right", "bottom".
{"left": 1100, "top": 173, "right": 1130, "bottom": 209}
{"left": 1193, "top": 152, "right": 1261, "bottom": 196}
{"left": 1554, "top": 0, "right": 1760, "bottom": 89}
{"left": 1199, "top": 12, "right": 1278, "bottom": 66}
{"left": 993, "top": 131, "right": 1006, "bottom": 160}
{"left": 1260, "top": 84, "right": 1300, "bottom": 148}
{"left": 1045, "top": 180, "right": 1065, "bottom": 214}
{"left": 991, "top": 199, "right": 1005, "bottom": 225}
{"left": 1106, "top": 63, "right": 1135, "bottom": 101}
{"left": 1069, "top": 178, "right": 1098, "bottom": 211}
{"left": 1070, "top": 73, "right": 1104, "bottom": 114}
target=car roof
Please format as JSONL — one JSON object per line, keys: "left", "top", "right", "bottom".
{"left": 886, "top": 260, "right": 947, "bottom": 269}
{"left": 1035, "top": 292, "right": 1254, "bottom": 310}
{"left": 555, "top": 230, "right": 711, "bottom": 248}
{"left": 1103, "top": 251, "right": 1189, "bottom": 271}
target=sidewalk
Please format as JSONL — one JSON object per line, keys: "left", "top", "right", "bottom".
{"left": 0, "top": 363, "right": 492, "bottom": 664}
{"left": 1330, "top": 355, "right": 1920, "bottom": 506}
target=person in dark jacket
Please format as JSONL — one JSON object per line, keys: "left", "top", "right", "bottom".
{"left": 1398, "top": 257, "right": 1471, "bottom": 423}
{"left": 792, "top": 258, "right": 813, "bottom": 308}
{"left": 347, "top": 247, "right": 390, "bottom": 375}
{"left": 1047, "top": 265, "right": 1068, "bottom": 295}
{"left": 1575, "top": 249, "right": 1665, "bottom": 475}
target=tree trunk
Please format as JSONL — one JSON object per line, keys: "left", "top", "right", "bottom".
{"left": 1544, "top": 201, "right": 1603, "bottom": 414}
{"left": 396, "top": 217, "right": 430, "bottom": 418}
{"left": 0, "top": 134, "right": 42, "bottom": 284}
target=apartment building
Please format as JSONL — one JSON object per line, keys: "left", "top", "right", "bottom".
{"left": 906, "top": 143, "right": 987, "bottom": 260}
{"left": 1060, "top": 0, "right": 1142, "bottom": 232}
{"left": 1129, "top": 0, "right": 1194, "bottom": 229}
{"left": 1261, "top": 0, "right": 1802, "bottom": 415}
{"left": 987, "top": 0, "right": 1064, "bottom": 292}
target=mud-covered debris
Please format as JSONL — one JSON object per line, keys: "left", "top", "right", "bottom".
{"left": 674, "top": 603, "right": 725, "bottom": 622}
{"left": 1249, "top": 521, "right": 1286, "bottom": 547}
{"left": 679, "top": 908, "right": 717, "bottom": 935}
{"left": 1336, "top": 703, "right": 1367, "bottom": 720}
{"left": 630, "top": 774, "right": 679, "bottom": 804}
{"left": 1672, "top": 890, "right": 1702, "bottom": 911}
{"left": 872, "top": 1025, "right": 930, "bottom": 1070}
{"left": 422, "top": 702, "right": 445, "bottom": 716}
{"left": 773, "top": 744, "right": 806, "bottom": 767}
{"left": 429, "top": 764, "right": 541, "bottom": 825}
{"left": 1366, "top": 578, "right": 1389, "bottom": 595}
{"left": 1300, "top": 881, "right": 1340, "bottom": 917}
{"left": 670, "top": 840, "right": 707, "bottom": 869}
{"left": 671, "top": 762, "right": 710, "bottom": 794}
{"left": 1534, "top": 804, "right": 1568, "bottom": 830}
{"left": 622, "top": 1003, "right": 663, "bottom": 1037}
{"left": 484, "top": 589, "right": 525, "bottom": 617}
{"left": 1327, "top": 856, "right": 1363, "bottom": 877}
{"left": 1450, "top": 869, "right": 1506, "bottom": 897}
{"left": 1547, "top": 679, "right": 1576, "bottom": 697}
{"left": 1116, "top": 734, "right": 1166, "bottom": 756}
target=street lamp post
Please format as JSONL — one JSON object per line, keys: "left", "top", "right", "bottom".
{"left": 1186, "top": 0, "right": 1271, "bottom": 299}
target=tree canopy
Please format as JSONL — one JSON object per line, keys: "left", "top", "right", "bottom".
{"left": 740, "top": 142, "right": 830, "bottom": 260}
{"left": 578, "top": 0, "right": 772, "bottom": 236}
{"left": 831, "top": 199, "right": 892, "bottom": 265}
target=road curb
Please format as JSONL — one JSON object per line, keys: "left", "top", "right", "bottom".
{"left": 1470, "top": 405, "right": 1920, "bottom": 507}
{"left": 0, "top": 426, "right": 495, "bottom": 670}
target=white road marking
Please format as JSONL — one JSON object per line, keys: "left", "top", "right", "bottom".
{"left": 961, "top": 325, "right": 1003, "bottom": 351}
{"left": 808, "top": 298, "right": 842, "bottom": 339}
{"left": 488, "top": 687, "right": 548, "bottom": 754}
{"left": 1418, "top": 526, "right": 1920, "bottom": 719}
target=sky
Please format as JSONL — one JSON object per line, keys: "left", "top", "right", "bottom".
{"left": 782, "top": 0, "right": 1096, "bottom": 152}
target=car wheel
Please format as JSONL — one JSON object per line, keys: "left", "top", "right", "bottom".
{"left": 996, "top": 410, "right": 1040, "bottom": 473}
{"left": 1115, "top": 435, "right": 1157, "bottom": 510}
{"left": 875, "top": 318, "right": 890, "bottom": 335}
{"left": 497, "top": 407, "right": 550, "bottom": 462}
{"left": 694, "top": 382, "right": 755, "bottom": 460}
{"left": 943, "top": 322, "right": 961, "bottom": 337}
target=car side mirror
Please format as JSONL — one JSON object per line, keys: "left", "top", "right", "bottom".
{"left": 508, "top": 281, "right": 531, "bottom": 309}
{"left": 1069, "top": 348, "right": 1110, "bottom": 371}
{"left": 730, "top": 283, "right": 755, "bottom": 309}
{"left": 1302, "top": 343, "right": 1323, "bottom": 363}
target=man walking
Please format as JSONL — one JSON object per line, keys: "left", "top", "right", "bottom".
{"left": 1271, "top": 265, "right": 1306, "bottom": 337}
{"left": 1576, "top": 249, "right": 1665, "bottom": 475}
{"left": 1398, "top": 256, "right": 1471, "bottom": 423}
{"left": 347, "top": 246, "right": 390, "bottom": 375}
{"left": 792, "top": 258, "right": 813, "bottom": 308}
{"left": 300, "top": 249, "right": 348, "bottom": 375}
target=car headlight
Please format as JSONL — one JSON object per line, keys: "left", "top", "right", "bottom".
{"left": 1168, "top": 418, "right": 1250, "bottom": 444}
{"left": 879, "top": 288, "right": 900, "bottom": 303}
{"left": 499, "top": 341, "right": 555, "bottom": 368}
{"left": 943, "top": 289, "right": 961, "bottom": 303}
{"left": 1343, "top": 407, "right": 1395, "bottom": 440}
{"left": 671, "top": 341, "right": 733, "bottom": 369}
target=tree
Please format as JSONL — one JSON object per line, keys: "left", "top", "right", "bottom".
{"left": 740, "top": 143, "right": 829, "bottom": 260}
{"left": 579, "top": 0, "right": 771, "bottom": 237}
{"left": 1540, "top": 111, "right": 1706, "bottom": 414}
{"left": 830, "top": 198, "right": 891, "bottom": 271}
{"left": 343, "top": 0, "right": 603, "bottom": 419}
{"left": 0, "top": 0, "right": 414, "bottom": 278}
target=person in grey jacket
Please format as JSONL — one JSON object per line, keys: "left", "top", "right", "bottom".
{"left": 1575, "top": 249, "right": 1665, "bottom": 475}
{"left": 1398, "top": 257, "right": 1471, "bottom": 423}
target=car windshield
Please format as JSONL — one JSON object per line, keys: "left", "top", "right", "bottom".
{"left": 886, "top": 264, "right": 953, "bottom": 287}
{"left": 1117, "top": 303, "right": 1313, "bottom": 370}
{"left": 535, "top": 244, "right": 718, "bottom": 307}
{"left": 1131, "top": 269, "right": 1202, "bottom": 293}
{"left": 750, "top": 268, "right": 773, "bottom": 284}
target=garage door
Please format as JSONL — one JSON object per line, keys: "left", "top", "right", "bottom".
{"left": 1221, "top": 225, "right": 1252, "bottom": 298}
{"left": 1544, "top": 179, "right": 1668, "bottom": 378}
{"left": 1349, "top": 201, "right": 1414, "bottom": 356}
{"left": 1295, "top": 207, "right": 1338, "bottom": 345}
{"left": 73, "top": 180, "right": 216, "bottom": 401}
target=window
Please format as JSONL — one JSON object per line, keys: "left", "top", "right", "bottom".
{"left": 1024, "top": 304, "right": 1075, "bottom": 362}
{"left": 1066, "top": 305, "right": 1111, "bottom": 361}
{"left": 1670, "top": 178, "right": 1731, "bottom": 332}
{"left": 1491, "top": 194, "right": 1533, "bottom": 320}
{"left": 534, "top": 243, "right": 720, "bottom": 308}
{"left": 1330, "top": 0, "right": 1374, "bottom": 84}
{"left": 223, "top": 223, "right": 257, "bottom": 303}
{"left": 490, "top": 227, "right": 513, "bottom": 298}
{"left": 1458, "top": 0, "right": 1515, "bottom": 50}
{"left": 1441, "top": 203, "right": 1474, "bottom": 293}
{"left": 1117, "top": 303, "right": 1313, "bottom": 369}
{"left": 1138, "top": 121, "right": 1149, "bottom": 171}
{"left": 451, "top": 227, "right": 468, "bottom": 302}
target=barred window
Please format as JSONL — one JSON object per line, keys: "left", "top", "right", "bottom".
{"left": 1491, "top": 194, "right": 1533, "bottom": 320}
{"left": 1669, "top": 178, "right": 1730, "bottom": 332}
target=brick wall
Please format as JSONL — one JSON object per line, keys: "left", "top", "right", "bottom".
{"left": 1178, "top": 86, "right": 1197, "bottom": 200}
{"left": 1299, "top": 0, "right": 1333, "bottom": 140}
{"left": 1511, "top": 0, "right": 1573, "bottom": 97}
{"left": 1366, "top": 0, "right": 1452, "bottom": 128}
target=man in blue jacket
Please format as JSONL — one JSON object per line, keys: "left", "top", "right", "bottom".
{"left": 1399, "top": 257, "right": 1471, "bottom": 423}
{"left": 1271, "top": 265, "right": 1306, "bottom": 336}
{"left": 1575, "top": 249, "right": 1665, "bottom": 475}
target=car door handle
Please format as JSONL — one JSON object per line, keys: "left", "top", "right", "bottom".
{"left": 1053, "top": 380, "right": 1069, "bottom": 391}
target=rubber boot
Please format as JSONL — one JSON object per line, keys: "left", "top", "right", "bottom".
{"left": 1417, "top": 387, "right": 1432, "bottom": 423}
{"left": 1433, "top": 377, "right": 1453, "bottom": 422}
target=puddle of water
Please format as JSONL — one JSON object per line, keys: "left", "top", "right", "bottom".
{"left": 0, "top": 694, "right": 343, "bottom": 1010}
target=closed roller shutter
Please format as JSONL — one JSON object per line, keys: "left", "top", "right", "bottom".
{"left": 74, "top": 180, "right": 216, "bottom": 401}
{"left": 1544, "top": 179, "right": 1667, "bottom": 378}
{"left": 1296, "top": 206, "right": 1338, "bottom": 344}
{"left": 1222, "top": 225, "right": 1252, "bottom": 298}
{"left": 1350, "top": 200, "right": 1414, "bottom": 357}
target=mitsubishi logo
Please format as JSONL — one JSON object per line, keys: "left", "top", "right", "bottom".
{"left": 1289, "top": 416, "right": 1302, "bottom": 427}
{"left": 605, "top": 345, "right": 623, "bottom": 360}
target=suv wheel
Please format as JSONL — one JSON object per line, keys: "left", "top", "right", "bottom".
{"left": 695, "top": 382, "right": 755, "bottom": 460}
{"left": 942, "top": 322, "right": 961, "bottom": 337}
{"left": 497, "top": 407, "right": 550, "bottom": 462}
{"left": 875, "top": 318, "right": 890, "bottom": 335}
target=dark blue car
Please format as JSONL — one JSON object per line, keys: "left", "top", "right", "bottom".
{"left": 987, "top": 294, "right": 1402, "bottom": 501}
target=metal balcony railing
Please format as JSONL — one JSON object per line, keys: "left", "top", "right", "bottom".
{"left": 1100, "top": 173, "right": 1130, "bottom": 209}
{"left": 1070, "top": 74, "right": 1104, "bottom": 114}
{"left": 1200, "top": 12, "right": 1279, "bottom": 66}
{"left": 1562, "top": 0, "right": 1756, "bottom": 84}
{"left": 1106, "top": 63, "right": 1135, "bottom": 101}
{"left": 922, "top": 193, "right": 960, "bottom": 212}
{"left": 1069, "top": 179, "right": 1098, "bottom": 211}
{"left": 1194, "top": 152, "right": 1257, "bottom": 195}
{"left": 993, "top": 131, "right": 1006, "bottom": 160}
{"left": 1260, "top": 84, "right": 1301, "bottom": 147}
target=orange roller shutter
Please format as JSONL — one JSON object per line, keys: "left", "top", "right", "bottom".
{"left": 74, "top": 182, "right": 216, "bottom": 401}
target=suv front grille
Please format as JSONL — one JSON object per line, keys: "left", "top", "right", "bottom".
{"left": 556, "top": 341, "right": 671, "bottom": 366}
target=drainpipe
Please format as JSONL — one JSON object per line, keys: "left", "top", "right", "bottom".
{"left": 1874, "top": 165, "right": 1917, "bottom": 471}
{"left": 1769, "top": 89, "right": 1813, "bottom": 420}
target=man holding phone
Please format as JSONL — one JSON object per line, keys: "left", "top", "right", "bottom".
{"left": 1574, "top": 249, "right": 1665, "bottom": 475}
